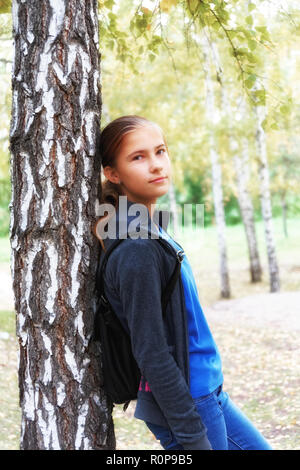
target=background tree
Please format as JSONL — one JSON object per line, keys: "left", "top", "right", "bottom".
{"left": 203, "top": 29, "right": 263, "bottom": 284}
{"left": 200, "top": 29, "right": 230, "bottom": 298}
{"left": 253, "top": 83, "right": 280, "bottom": 292}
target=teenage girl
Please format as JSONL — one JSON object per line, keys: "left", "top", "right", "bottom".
{"left": 94, "top": 115, "right": 272, "bottom": 451}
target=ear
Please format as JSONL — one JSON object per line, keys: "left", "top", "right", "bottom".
{"left": 103, "top": 165, "right": 120, "bottom": 185}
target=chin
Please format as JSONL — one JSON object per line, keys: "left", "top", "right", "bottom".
{"left": 156, "top": 187, "right": 169, "bottom": 197}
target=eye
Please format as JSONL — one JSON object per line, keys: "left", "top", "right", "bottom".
{"left": 133, "top": 155, "right": 143, "bottom": 160}
{"left": 157, "top": 148, "right": 166, "bottom": 155}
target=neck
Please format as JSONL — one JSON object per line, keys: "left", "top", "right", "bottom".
{"left": 125, "top": 196, "right": 157, "bottom": 220}
{"left": 114, "top": 195, "right": 169, "bottom": 237}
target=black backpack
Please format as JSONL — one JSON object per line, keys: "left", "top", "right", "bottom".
{"left": 93, "top": 236, "right": 184, "bottom": 411}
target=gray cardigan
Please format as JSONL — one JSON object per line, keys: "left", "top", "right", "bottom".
{"left": 98, "top": 197, "right": 211, "bottom": 450}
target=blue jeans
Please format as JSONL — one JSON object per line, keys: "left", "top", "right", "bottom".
{"left": 145, "top": 385, "right": 272, "bottom": 450}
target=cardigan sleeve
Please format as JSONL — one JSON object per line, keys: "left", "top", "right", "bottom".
{"left": 106, "top": 239, "right": 211, "bottom": 450}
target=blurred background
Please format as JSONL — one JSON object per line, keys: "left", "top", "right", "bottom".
{"left": 0, "top": 0, "right": 299, "bottom": 450}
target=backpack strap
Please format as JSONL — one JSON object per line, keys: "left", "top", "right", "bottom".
{"left": 95, "top": 239, "right": 125, "bottom": 299}
{"left": 156, "top": 238, "right": 184, "bottom": 316}
{"left": 96, "top": 237, "right": 184, "bottom": 317}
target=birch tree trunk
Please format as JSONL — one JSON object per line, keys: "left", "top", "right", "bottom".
{"left": 280, "top": 191, "right": 288, "bottom": 238}
{"left": 201, "top": 34, "right": 230, "bottom": 298}
{"left": 168, "top": 180, "right": 179, "bottom": 238}
{"left": 9, "top": 0, "right": 115, "bottom": 449}
{"left": 208, "top": 38, "right": 262, "bottom": 283}
{"left": 254, "top": 102, "right": 280, "bottom": 292}
{"left": 235, "top": 134, "right": 262, "bottom": 282}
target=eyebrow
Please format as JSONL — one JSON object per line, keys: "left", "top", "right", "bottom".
{"left": 126, "top": 144, "right": 166, "bottom": 159}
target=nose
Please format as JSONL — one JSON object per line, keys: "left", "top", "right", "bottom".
{"left": 149, "top": 152, "right": 163, "bottom": 172}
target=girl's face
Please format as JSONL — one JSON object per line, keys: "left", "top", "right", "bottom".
{"left": 103, "top": 124, "right": 171, "bottom": 214}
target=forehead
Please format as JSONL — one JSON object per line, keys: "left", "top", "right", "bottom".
{"left": 121, "top": 124, "right": 164, "bottom": 149}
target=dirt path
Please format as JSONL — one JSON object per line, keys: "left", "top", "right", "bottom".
{"left": 205, "top": 290, "right": 300, "bottom": 331}
{"left": 0, "top": 263, "right": 299, "bottom": 450}
{"left": 0, "top": 262, "right": 299, "bottom": 331}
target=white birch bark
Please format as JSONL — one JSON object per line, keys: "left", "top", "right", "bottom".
{"left": 280, "top": 191, "right": 288, "bottom": 238}
{"left": 9, "top": 0, "right": 115, "bottom": 449}
{"left": 168, "top": 180, "right": 179, "bottom": 238}
{"left": 254, "top": 100, "right": 280, "bottom": 292}
{"left": 201, "top": 33, "right": 230, "bottom": 298}
{"left": 209, "top": 39, "right": 262, "bottom": 283}
{"left": 235, "top": 130, "right": 262, "bottom": 281}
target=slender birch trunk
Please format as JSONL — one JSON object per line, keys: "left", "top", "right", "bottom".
{"left": 9, "top": 0, "right": 115, "bottom": 449}
{"left": 201, "top": 34, "right": 230, "bottom": 298}
{"left": 254, "top": 102, "right": 280, "bottom": 292}
{"left": 235, "top": 134, "right": 262, "bottom": 281}
{"left": 280, "top": 191, "right": 288, "bottom": 238}
{"left": 208, "top": 38, "right": 262, "bottom": 283}
{"left": 168, "top": 180, "right": 179, "bottom": 238}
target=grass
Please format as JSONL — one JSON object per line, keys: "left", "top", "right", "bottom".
{"left": 171, "top": 215, "right": 300, "bottom": 306}
{"left": 0, "top": 309, "right": 15, "bottom": 335}
{"left": 0, "top": 215, "right": 299, "bottom": 450}
{"left": 0, "top": 320, "right": 20, "bottom": 450}
{"left": 113, "top": 320, "right": 299, "bottom": 450}
{"left": 0, "top": 236, "right": 10, "bottom": 263}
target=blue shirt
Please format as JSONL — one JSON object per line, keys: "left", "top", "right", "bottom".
{"left": 158, "top": 226, "right": 223, "bottom": 398}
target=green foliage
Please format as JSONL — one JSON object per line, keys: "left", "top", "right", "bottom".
{"left": 245, "top": 73, "right": 257, "bottom": 89}
{"left": 0, "top": 309, "right": 15, "bottom": 335}
{"left": 160, "top": 0, "right": 178, "bottom": 13}
{"left": 0, "top": 0, "right": 299, "bottom": 237}
{"left": 0, "top": 0, "right": 11, "bottom": 15}
{"left": 0, "top": 177, "right": 10, "bottom": 207}
{"left": 0, "top": 208, "right": 9, "bottom": 237}
{"left": 224, "top": 196, "right": 242, "bottom": 226}
{"left": 251, "top": 88, "right": 266, "bottom": 106}
{"left": 98, "top": 0, "right": 273, "bottom": 96}
{"left": 180, "top": 171, "right": 214, "bottom": 226}
{"left": 99, "top": 1, "right": 157, "bottom": 74}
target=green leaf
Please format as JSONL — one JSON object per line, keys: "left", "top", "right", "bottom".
{"left": 136, "top": 16, "right": 148, "bottom": 31}
{"left": 227, "top": 30, "right": 237, "bottom": 40}
{"left": 247, "top": 52, "right": 258, "bottom": 64}
{"left": 152, "top": 34, "right": 163, "bottom": 44}
{"left": 212, "top": 21, "right": 221, "bottom": 31}
{"left": 107, "top": 39, "right": 114, "bottom": 50}
{"left": 149, "top": 51, "right": 157, "bottom": 62}
{"left": 246, "top": 15, "right": 253, "bottom": 26}
{"left": 270, "top": 122, "right": 279, "bottom": 130}
{"left": 245, "top": 74, "right": 256, "bottom": 89}
{"left": 255, "top": 26, "right": 268, "bottom": 34}
{"left": 104, "top": 0, "right": 115, "bottom": 10}
{"left": 261, "top": 118, "right": 267, "bottom": 130}
{"left": 247, "top": 39, "right": 257, "bottom": 51}
{"left": 0, "top": 0, "right": 11, "bottom": 14}
{"left": 253, "top": 89, "right": 266, "bottom": 106}
{"left": 280, "top": 105, "right": 290, "bottom": 115}
{"left": 129, "top": 19, "right": 135, "bottom": 33}
{"left": 198, "top": 2, "right": 210, "bottom": 14}
{"left": 255, "top": 25, "right": 271, "bottom": 42}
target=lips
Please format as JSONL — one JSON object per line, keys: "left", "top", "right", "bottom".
{"left": 149, "top": 176, "right": 167, "bottom": 183}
